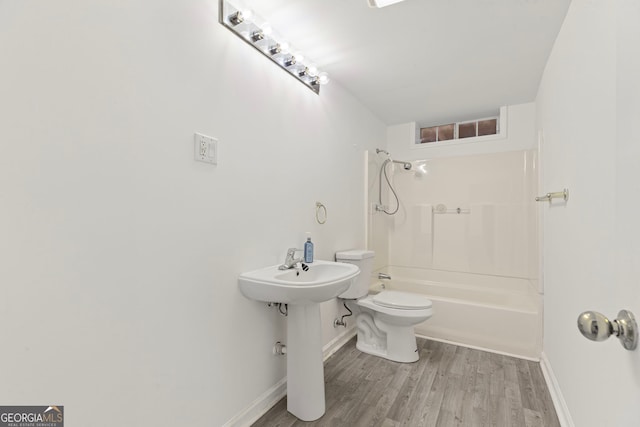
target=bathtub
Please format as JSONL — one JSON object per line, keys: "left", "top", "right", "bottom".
{"left": 372, "top": 266, "right": 542, "bottom": 360}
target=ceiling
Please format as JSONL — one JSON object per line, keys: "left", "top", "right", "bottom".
{"left": 235, "top": 0, "right": 571, "bottom": 126}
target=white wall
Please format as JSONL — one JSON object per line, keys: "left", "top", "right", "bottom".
{"left": 536, "top": 0, "right": 640, "bottom": 425}
{"left": 0, "top": 1, "right": 384, "bottom": 425}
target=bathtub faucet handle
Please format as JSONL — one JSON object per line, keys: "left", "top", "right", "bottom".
{"left": 378, "top": 273, "right": 391, "bottom": 280}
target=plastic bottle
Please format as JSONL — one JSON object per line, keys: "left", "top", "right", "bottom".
{"left": 304, "top": 232, "right": 314, "bottom": 263}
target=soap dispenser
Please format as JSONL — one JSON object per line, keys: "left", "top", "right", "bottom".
{"left": 304, "top": 232, "right": 314, "bottom": 263}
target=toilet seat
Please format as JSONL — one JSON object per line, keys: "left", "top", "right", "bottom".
{"left": 372, "top": 290, "right": 432, "bottom": 310}
{"left": 357, "top": 291, "right": 433, "bottom": 320}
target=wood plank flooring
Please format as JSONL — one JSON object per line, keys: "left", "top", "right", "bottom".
{"left": 252, "top": 337, "right": 560, "bottom": 427}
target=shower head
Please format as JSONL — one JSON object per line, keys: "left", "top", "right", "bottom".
{"left": 392, "top": 160, "right": 412, "bottom": 170}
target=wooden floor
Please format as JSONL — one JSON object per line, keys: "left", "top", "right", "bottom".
{"left": 252, "top": 337, "right": 560, "bottom": 427}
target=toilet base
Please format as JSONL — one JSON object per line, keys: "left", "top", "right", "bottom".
{"left": 355, "top": 311, "right": 420, "bottom": 363}
{"left": 356, "top": 339, "right": 419, "bottom": 363}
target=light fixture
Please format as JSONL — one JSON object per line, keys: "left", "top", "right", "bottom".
{"left": 219, "top": 0, "right": 329, "bottom": 94}
{"left": 368, "top": 0, "right": 407, "bottom": 8}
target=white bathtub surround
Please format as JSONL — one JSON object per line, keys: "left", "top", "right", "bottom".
{"left": 389, "top": 204, "right": 434, "bottom": 267}
{"left": 368, "top": 148, "right": 541, "bottom": 358}
{"left": 384, "top": 150, "right": 538, "bottom": 279}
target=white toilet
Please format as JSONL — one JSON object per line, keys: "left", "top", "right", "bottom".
{"left": 336, "top": 250, "right": 433, "bottom": 363}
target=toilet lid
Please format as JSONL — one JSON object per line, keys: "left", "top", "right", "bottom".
{"left": 372, "top": 291, "right": 432, "bottom": 310}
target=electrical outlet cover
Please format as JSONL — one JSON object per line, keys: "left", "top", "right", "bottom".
{"left": 194, "top": 133, "right": 218, "bottom": 164}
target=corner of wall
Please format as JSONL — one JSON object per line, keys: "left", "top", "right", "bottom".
{"left": 539, "top": 352, "right": 575, "bottom": 427}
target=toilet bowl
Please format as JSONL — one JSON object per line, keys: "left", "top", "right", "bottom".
{"left": 355, "top": 290, "right": 432, "bottom": 363}
{"left": 335, "top": 250, "right": 434, "bottom": 363}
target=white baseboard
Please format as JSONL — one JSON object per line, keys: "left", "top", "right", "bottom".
{"left": 223, "top": 327, "right": 356, "bottom": 427}
{"left": 415, "top": 333, "right": 541, "bottom": 362}
{"left": 222, "top": 377, "right": 287, "bottom": 427}
{"left": 323, "top": 326, "right": 357, "bottom": 361}
{"left": 540, "top": 352, "right": 574, "bottom": 427}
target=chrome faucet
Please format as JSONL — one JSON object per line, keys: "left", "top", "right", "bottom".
{"left": 279, "top": 248, "right": 303, "bottom": 270}
{"left": 378, "top": 273, "right": 391, "bottom": 280}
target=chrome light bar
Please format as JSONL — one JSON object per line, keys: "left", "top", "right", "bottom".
{"left": 219, "top": 0, "right": 330, "bottom": 94}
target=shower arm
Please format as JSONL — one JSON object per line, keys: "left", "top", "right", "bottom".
{"left": 391, "top": 159, "right": 412, "bottom": 170}
{"left": 375, "top": 148, "right": 412, "bottom": 170}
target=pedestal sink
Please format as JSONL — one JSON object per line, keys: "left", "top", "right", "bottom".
{"left": 238, "top": 260, "right": 360, "bottom": 421}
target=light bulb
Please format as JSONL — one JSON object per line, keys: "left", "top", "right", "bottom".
{"left": 241, "top": 9, "right": 253, "bottom": 20}
{"left": 307, "top": 64, "right": 318, "bottom": 77}
{"left": 293, "top": 52, "right": 305, "bottom": 63}
{"left": 318, "top": 72, "right": 330, "bottom": 85}
{"left": 279, "top": 42, "right": 290, "bottom": 54}
{"left": 261, "top": 23, "right": 272, "bottom": 36}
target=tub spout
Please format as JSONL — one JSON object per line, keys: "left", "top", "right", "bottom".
{"left": 378, "top": 273, "right": 391, "bottom": 280}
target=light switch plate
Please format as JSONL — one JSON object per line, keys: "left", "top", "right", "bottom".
{"left": 194, "top": 132, "right": 217, "bottom": 164}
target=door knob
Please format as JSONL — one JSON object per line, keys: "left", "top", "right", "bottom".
{"left": 577, "top": 310, "right": 638, "bottom": 350}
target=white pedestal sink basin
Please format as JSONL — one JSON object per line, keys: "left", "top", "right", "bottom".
{"left": 238, "top": 260, "right": 360, "bottom": 421}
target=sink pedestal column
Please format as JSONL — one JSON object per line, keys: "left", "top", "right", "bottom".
{"left": 286, "top": 303, "right": 325, "bottom": 421}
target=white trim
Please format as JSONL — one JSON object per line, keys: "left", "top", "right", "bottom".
{"left": 540, "top": 352, "right": 575, "bottom": 427}
{"left": 364, "top": 150, "right": 370, "bottom": 251}
{"left": 537, "top": 128, "right": 546, "bottom": 295}
{"left": 323, "top": 327, "right": 357, "bottom": 361}
{"left": 223, "top": 327, "right": 356, "bottom": 427}
{"left": 222, "top": 377, "right": 287, "bottom": 427}
{"left": 415, "top": 333, "right": 541, "bottom": 362}
{"left": 498, "top": 105, "right": 508, "bottom": 139}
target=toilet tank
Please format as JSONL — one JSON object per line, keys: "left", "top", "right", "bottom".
{"left": 335, "top": 250, "right": 375, "bottom": 299}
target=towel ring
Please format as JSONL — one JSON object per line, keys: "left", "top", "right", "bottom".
{"left": 316, "top": 202, "right": 327, "bottom": 224}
